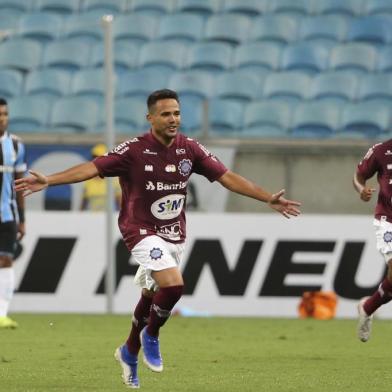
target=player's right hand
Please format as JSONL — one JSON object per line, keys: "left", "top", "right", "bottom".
{"left": 360, "top": 187, "right": 375, "bottom": 202}
{"left": 14, "top": 170, "right": 49, "bottom": 196}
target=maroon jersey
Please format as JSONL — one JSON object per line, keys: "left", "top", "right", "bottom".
{"left": 93, "top": 131, "right": 228, "bottom": 250}
{"left": 357, "top": 140, "right": 392, "bottom": 221}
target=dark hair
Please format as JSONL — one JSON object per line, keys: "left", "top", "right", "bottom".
{"left": 147, "top": 89, "right": 179, "bottom": 112}
{"left": 0, "top": 98, "right": 8, "bottom": 106}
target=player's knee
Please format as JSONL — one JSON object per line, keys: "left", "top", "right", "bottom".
{"left": 163, "top": 285, "right": 184, "bottom": 303}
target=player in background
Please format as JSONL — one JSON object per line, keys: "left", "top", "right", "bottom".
{"left": 0, "top": 98, "right": 27, "bottom": 329}
{"left": 354, "top": 140, "right": 392, "bottom": 342}
{"left": 15, "top": 89, "right": 301, "bottom": 388}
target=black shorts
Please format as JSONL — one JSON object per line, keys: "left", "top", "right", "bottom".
{"left": 0, "top": 221, "right": 17, "bottom": 258}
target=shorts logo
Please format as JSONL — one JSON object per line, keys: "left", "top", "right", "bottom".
{"left": 384, "top": 231, "right": 392, "bottom": 243}
{"left": 178, "top": 159, "right": 192, "bottom": 176}
{"left": 150, "top": 247, "right": 163, "bottom": 260}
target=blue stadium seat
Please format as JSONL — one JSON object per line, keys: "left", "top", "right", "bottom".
{"left": 329, "top": 43, "right": 378, "bottom": 73}
{"left": 118, "top": 68, "right": 174, "bottom": 99}
{"left": 204, "top": 14, "right": 251, "bottom": 45}
{"left": 262, "top": 71, "right": 311, "bottom": 103}
{"left": 17, "top": 12, "right": 63, "bottom": 42}
{"left": 340, "top": 101, "right": 391, "bottom": 138}
{"left": 378, "top": 46, "right": 392, "bottom": 72}
{"left": 310, "top": 72, "right": 358, "bottom": 103}
{"left": 281, "top": 43, "right": 329, "bottom": 74}
{"left": 346, "top": 16, "right": 392, "bottom": 45}
{"left": 70, "top": 68, "right": 106, "bottom": 103}
{"left": 131, "top": 0, "right": 176, "bottom": 16}
{"left": 62, "top": 12, "right": 103, "bottom": 43}
{"left": 43, "top": 39, "right": 91, "bottom": 71}
{"left": 215, "top": 71, "right": 262, "bottom": 102}
{"left": 250, "top": 15, "right": 299, "bottom": 45}
{"left": 242, "top": 100, "right": 291, "bottom": 137}
{"left": 157, "top": 13, "right": 204, "bottom": 44}
{"left": 0, "top": 0, "right": 33, "bottom": 14}
{"left": 299, "top": 15, "right": 348, "bottom": 46}
{"left": 168, "top": 71, "right": 215, "bottom": 102}
{"left": 25, "top": 68, "right": 72, "bottom": 98}
{"left": 0, "top": 13, "right": 20, "bottom": 33}
{"left": 8, "top": 96, "right": 51, "bottom": 132}
{"left": 185, "top": 42, "right": 233, "bottom": 73}
{"left": 0, "top": 38, "right": 43, "bottom": 72}
{"left": 233, "top": 42, "right": 281, "bottom": 72}
{"left": 50, "top": 97, "right": 99, "bottom": 133}
{"left": 114, "top": 14, "right": 157, "bottom": 45}
{"left": 91, "top": 41, "right": 140, "bottom": 72}
{"left": 34, "top": 0, "right": 80, "bottom": 14}
{"left": 291, "top": 101, "right": 341, "bottom": 138}
{"left": 222, "top": 0, "right": 267, "bottom": 16}
{"left": 267, "top": 0, "right": 314, "bottom": 17}
{"left": 138, "top": 41, "right": 187, "bottom": 73}
{"left": 178, "top": 95, "right": 204, "bottom": 135}
{"left": 0, "top": 69, "right": 23, "bottom": 99}
{"left": 314, "top": 0, "right": 364, "bottom": 17}
{"left": 365, "top": 0, "right": 392, "bottom": 16}
{"left": 358, "top": 74, "right": 392, "bottom": 102}
{"left": 175, "top": 0, "right": 221, "bottom": 17}
{"left": 81, "top": 0, "right": 127, "bottom": 13}
{"left": 208, "top": 98, "right": 244, "bottom": 135}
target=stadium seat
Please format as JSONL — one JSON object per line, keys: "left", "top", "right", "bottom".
{"left": 242, "top": 100, "right": 291, "bottom": 137}
{"left": 215, "top": 71, "right": 262, "bottom": 102}
{"left": 0, "top": 13, "right": 20, "bottom": 33}
{"left": 310, "top": 72, "right": 358, "bottom": 103}
{"left": 25, "top": 68, "right": 72, "bottom": 98}
{"left": 0, "top": 69, "right": 23, "bottom": 99}
{"left": 267, "top": 0, "right": 314, "bottom": 17}
{"left": 204, "top": 14, "right": 251, "bottom": 45}
{"left": 42, "top": 39, "right": 91, "bottom": 71}
{"left": 178, "top": 95, "right": 204, "bottom": 135}
{"left": 34, "top": 0, "right": 80, "bottom": 14}
{"left": 70, "top": 68, "right": 106, "bottom": 103}
{"left": 91, "top": 41, "right": 140, "bottom": 72}
{"left": 262, "top": 71, "right": 311, "bottom": 102}
{"left": 185, "top": 42, "right": 233, "bottom": 73}
{"left": 291, "top": 101, "right": 341, "bottom": 138}
{"left": 208, "top": 98, "right": 244, "bottom": 135}
{"left": 0, "top": 0, "right": 33, "bottom": 14}
{"left": 222, "top": 0, "right": 267, "bottom": 16}
{"left": 157, "top": 13, "right": 204, "bottom": 44}
{"left": 138, "top": 41, "right": 187, "bottom": 73}
{"left": 81, "top": 0, "right": 127, "bottom": 13}
{"left": 314, "top": 0, "right": 364, "bottom": 17}
{"left": 299, "top": 15, "right": 348, "bottom": 46}
{"left": 168, "top": 71, "right": 215, "bottom": 101}
{"left": 340, "top": 101, "right": 391, "bottom": 138}
{"left": 17, "top": 12, "right": 63, "bottom": 42}
{"left": 8, "top": 96, "right": 52, "bottom": 132}
{"left": 62, "top": 12, "right": 103, "bottom": 43}
{"left": 0, "top": 38, "right": 43, "bottom": 72}
{"left": 50, "top": 97, "right": 99, "bottom": 133}
{"left": 131, "top": 0, "right": 176, "bottom": 15}
{"left": 346, "top": 16, "right": 392, "bottom": 45}
{"left": 358, "top": 74, "right": 392, "bottom": 102}
{"left": 365, "top": 0, "right": 392, "bottom": 16}
{"left": 250, "top": 15, "right": 299, "bottom": 45}
{"left": 378, "top": 46, "right": 392, "bottom": 72}
{"left": 233, "top": 42, "right": 281, "bottom": 72}
{"left": 175, "top": 0, "right": 221, "bottom": 17}
{"left": 329, "top": 43, "right": 378, "bottom": 73}
{"left": 113, "top": 14, "right": 157, "bottom": 45}
{"left": 280, "top": 43, "right": 329, "bottom": 74}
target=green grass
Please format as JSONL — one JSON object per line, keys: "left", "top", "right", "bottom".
{"left": 0, "top": 314, "right": 391, "bottom": 391}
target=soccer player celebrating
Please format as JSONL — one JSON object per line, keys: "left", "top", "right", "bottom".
{"left": 15, "top": 89, "right": 301, "bottom": 388}
{"left": 354, "top": 141, "right": 392, "bottom": 342}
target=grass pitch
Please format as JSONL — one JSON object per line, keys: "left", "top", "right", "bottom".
{"left": 1, "top": 314, "right": 391, "bottom": 391}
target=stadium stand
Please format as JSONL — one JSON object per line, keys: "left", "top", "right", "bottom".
{"left": 25, "top": 68, "right": 72, "bottom": 98}
{"left": 346, "top": 15, "right": 392, "bottom": 45}
{"left": 365, "top": 0, "right": 392, "bottom": 16}
{"left": 175, "top": 0, "right": 221, "bottom": 17}
{"left": 234, "top": 42, "right": 281, "bottom": 72}
{"left": 0, "top": 69, "right": 23, "bottom": 99}
{"left": 81, "top": 0, "right": 127, "bottom": 14}
{"left": 131, "top": 0, "right": 176, "bottom": 16}
{"left": 18, "top": 12, "right": 62, "bottom": 42}
{"left": 222, "top": 0, "right": 267, "bottom": 17}
{"left": 378, "top": 46, "right": 392, "bottom": 72}
{"left": 113, "top": 14, "right": 157, "bottom": 45}
{"left": 34, "top": 0, "right": 80, "bottom": 15}
{"left": 313, "top": 0, "right": 364, "bottom": 17}
{"left": 208, "top": 98, "right": 244, "bottom": 134}
{"left": 267, "top": 0, "right": 314, "bottom": 17}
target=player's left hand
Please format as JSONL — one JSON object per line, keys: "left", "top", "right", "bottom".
{"left": 268, "top": 189, "right": 301, "bottom": 218}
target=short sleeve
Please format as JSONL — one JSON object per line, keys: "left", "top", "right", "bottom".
{"left": 93, "top": 143, "right": 132, "bottom": 177}
{"left": 357, "top": 144, "right": 380, "bottom": 179}
{"left": 15, "top": 140, "right": 27, "bottom": 174}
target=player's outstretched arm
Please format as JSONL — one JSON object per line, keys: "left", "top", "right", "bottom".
{"left": 15, "top": 162, "right": 99, "bottom": 197}
{"left": 217, "top": 170, "right": 301, "bottom": 218}
{"left": 353, "top": 171, "right": 375, "bottom": 202}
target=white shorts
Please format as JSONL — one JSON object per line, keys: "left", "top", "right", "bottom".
{"left": 131, "top": 235, "right": 185, "bottom": 291}
{"left": 374, "top": 218, "right": 392, "bottom": 263}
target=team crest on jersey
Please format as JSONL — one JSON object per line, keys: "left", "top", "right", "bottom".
{"left": 165, "top": 164, "right": 176, "bottom": 172}
{"left": 384, "top": 231, "right": 392, "bottom": 243}
{"left": 150, "top": 247, "right": 163, "bottom": 260}
{"left": 178, "top": 159, "right": 192, "bottom": 176}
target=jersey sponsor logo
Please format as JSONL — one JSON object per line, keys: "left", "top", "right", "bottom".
{"left": 145, "top": 165, "right": 153, "bottom": 172}
{"left": 165, "top": 164, "right": 176, "bottom": 172}
{"left": 178, "top": 159, "right": 192, "bottom": 176}
{"left": 150, "top": 247, "right": 163, "bottom": 260}
{"left": 156, "top": 221, "right": 181, "bottom": 241}
{"left": 143, "top": 149, "right": 157, "bottom": 155}
{"left": 146, "top": 181, "right": 156, "bottom": 190}
{"left": 145, "top": 181, "right": 187, "bottom": 191}
{"left": 176, "top": 148, "right": 186, "bottom": 155}
{"left": 112, "top": 139, "right": 138, "bottom": 155}
{"left": 151, "top": 194, "right": 185, "bottom": 220}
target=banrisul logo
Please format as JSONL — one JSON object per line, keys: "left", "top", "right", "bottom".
{"left": 151, "top": 194, "right": 185, "bottom": 220}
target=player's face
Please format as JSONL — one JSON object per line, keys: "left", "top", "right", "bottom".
{"left": 0, "top": 105, "right": 8, "bottom": 135}
{"left": 148, "top": 98, "right": 181, "bottom": 145}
